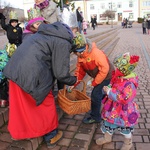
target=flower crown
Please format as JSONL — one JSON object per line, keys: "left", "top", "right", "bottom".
{"left": 113, "top": 52, "right": 139, "bottom": 75}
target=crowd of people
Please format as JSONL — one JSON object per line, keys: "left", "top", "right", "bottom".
{"left": 0, "top": 0, "right": 140, "bottom": 150}
{"left": 142, "top": 18, "right": 150, "bottom": 34}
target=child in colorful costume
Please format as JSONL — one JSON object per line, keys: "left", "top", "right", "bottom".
{"left": 0, "top": 11, "right": 22, "bottom": 57}
{"left": 96, "top": 52, "right": 140, "bottom": 150}
{"left": 68, "top": 32, "right": 114, "bottom": 124}
{"left": 0, "top": 49, "right": 9, "bottom": 107}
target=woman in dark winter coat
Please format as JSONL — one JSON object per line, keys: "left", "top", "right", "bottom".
{"left": 3, "top": 20, "right": 77, "bottom": 147}
{"left": 91, "top": 15, "right": 97, "bottom": 30}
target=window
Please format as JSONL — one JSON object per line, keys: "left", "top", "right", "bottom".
{"left": 143, "top": 1, "right": 150, "bottom": 6}
{"left": 129, "top": 1, "right": 133, "bottom": 7}
{"left": 129, "top": 13, "right": 133, "bottom": 19}
{"left": 117, "top": 2, "right": 122, "bottom": 8}
{"left": 101, "top": 3, "right": 105, "bottom": 9}
{"left": 90, "top": 4, "right": 94, "bottom": 10}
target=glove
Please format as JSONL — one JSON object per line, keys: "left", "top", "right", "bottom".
{"left": 67, "top": 86, "right": 74, "bottom": 93}
{"left": 0, "top": 13, "right": 6, "bottom": 19}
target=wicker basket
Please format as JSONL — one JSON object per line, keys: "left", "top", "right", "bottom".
{"left": 57, "top": 80, "right": 91, "bottom": 115}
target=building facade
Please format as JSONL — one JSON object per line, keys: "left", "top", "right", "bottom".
{"left": 23, "top": 0, "right": 150, "bottom": 22}
{"left": 73, "top": 0, "right": 139, "bottom": 23}
{"left": 139, "top": 0, "right": 150, "bottom": 18}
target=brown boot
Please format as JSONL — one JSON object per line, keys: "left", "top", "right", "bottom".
{"left": 121, "top": 137, "right": 133, "bottom": 150}
{"left": 96, "top": 132, "right": 112, "bottom": 145}
{"left": 47, "top": 130, "right": 63, "bottom": 148}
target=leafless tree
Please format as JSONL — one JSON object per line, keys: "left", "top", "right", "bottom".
{"left": 103, "top": 10, "right": 115, "bottom": 24}
{"left": 0, "top": 0, "right": 13, "bottom": 23}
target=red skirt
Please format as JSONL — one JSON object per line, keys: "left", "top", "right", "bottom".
{"left": 8, "top": 80, "right": 58, "bottom": 139}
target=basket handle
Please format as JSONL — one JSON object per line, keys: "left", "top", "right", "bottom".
{"left": 63, "top": 80, "right": 86, "bottom": 96}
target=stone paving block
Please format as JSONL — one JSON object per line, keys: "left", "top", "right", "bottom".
{"left": 67, "top": 125, "right": 79, "bottom": 132}
{"left": 29, "top": 138, "right": 39, "bottom": 150}
{"left": 0, "top": 140, "right": 11, "bottom": 150}
{"left": 74, "top": 115, "right": 85, "bottom": 121}
{"left": 58, "top": 123, "right": 68, "bottom": 130}
{"left": 78, "top": 127, "right": 93, "bottom": 134}
{"left": 0, "top": 111, "right": 4, "bottom": 127}
{"left": 10, "top": 140, "right": 33, "bottom": 150}
{"left": 143, "top": 136, "right": 150, "bottom": 143}
{"left": 145, "top": 123, "right": 150, "bottom": 128}
{"left": 63, "top": 131, "right": 75, "bottom": 139}
{"left": 0, "top": 132, "right": 12, "bottom": 143}
{"left": 67, "top": 147, "right": 85, "bottom": 150}
{"left": 59, "top": 118, "right": 76, "bottom": 125}
{"left": 38, "top": 144, "right": 61, "bottom": 150}
{"left": 136, "top": 143, "right": 150, "bottom": 150}
{"left": 76, "top": 120, "right": 82, "bottom": 126}
{"left": 71, "top": 139, "right": 88, "bottom": 149}
{"left": 75, "top": 133, "right": 91, "bottom": 141}
{"left": 134, "top": 129, "right": 149, "bottom": 135}
{"left": 58, "top": 138, "right": 71, "bottom": 147}
{"left": 132, "top": 136, "right": 143, "bottom": 142}
{"left": 103, "top": 142, "right": 115, "bottom": 149}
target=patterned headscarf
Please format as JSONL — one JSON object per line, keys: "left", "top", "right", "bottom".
{"left": 71, "top": 32, "right": 86, "bottom": 52}
{"left": 113, "top": 52, "right": 139, "bottom": 76}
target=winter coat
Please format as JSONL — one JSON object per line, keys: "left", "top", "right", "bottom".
{"left": 142, "top": 21, "right": 147, "bottom": 28}
{"left": 76, "top": 9, "right": 83, "bottom": 22}
{"left": 102, "top": 73, "right": 139, "bottom": 127}
{"left": 82, "top": 21, "right": 88, "bottom": 30}
{"left": 147, "top": 20, "right": 150, "bottom": 29}
{"left": 3, "top": 22, "right": 76, "bottom": 105}
{"left": 74, "top": 39, "right": 114, "bottom": 87}
{"left": 1, "top": 18, "right": 22, "bottom": 45}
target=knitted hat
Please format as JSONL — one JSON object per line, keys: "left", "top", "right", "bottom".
{"left": 26, "top": 8, "right": 44, "bottom": 30}
{"left": 9, "top": 11, "right": 18, "bottom": 23}
{"left": 113, "top": 52, "right": 139, "bottom": 76}
{"left": 71, "top": 32, "right": 86, "bottom": 52}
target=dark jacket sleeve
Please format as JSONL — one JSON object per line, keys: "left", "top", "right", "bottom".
{"left": 52, "top": 39, "right": 77, "bottom": 86}
{"left": 1, "top": 18, "right": 8, "bottom": 31}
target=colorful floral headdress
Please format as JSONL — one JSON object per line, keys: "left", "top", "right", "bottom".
{"left": 27, "top": 8, "right": 41, "bottom": 20}
{"left": 26, "top": 8, "right": 44, "bottom": 31}
{"left": 113, "top": 52, "right": 139, "bottom": 76}
{"left": 71, "top": 32, "right": 86, "bottom": 52}
{"left": 9, "top": 11, "right": 18, "bottom": 20}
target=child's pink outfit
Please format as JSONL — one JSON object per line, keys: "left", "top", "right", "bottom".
{"left": 102, "top": 71, "right": 139, "bottom": 130}
{"left": 96, "top": 53, "right": 140, "bottom": 150}
{"left": 82, "top": 21, "right": 88, "bottom": 34}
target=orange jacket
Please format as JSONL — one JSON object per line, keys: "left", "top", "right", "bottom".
{"left": 74, "top": 42, "right": 112, "bottom": 86}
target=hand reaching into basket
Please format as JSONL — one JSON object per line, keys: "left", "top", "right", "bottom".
{"left": 67, "top": 85, "right": 75, "bottom": 93}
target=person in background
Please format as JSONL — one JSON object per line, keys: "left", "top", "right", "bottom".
{"left": 3, "top": 10, "right": 77, "bottom": 148}
{"left": 82, "top": 19, "right": 88, "bottom": 34}
{"left": 0, "top": 11, "right": 22, "bottom": 57}
{"left": 76, "top": 7, "right": 83, "bottom": 33}
{"left": 96, "top": 53, "right": 140, "bottom": 150}
{"left": 147, "top": 18, "right": 150, "bottom": 34}
{"left": 91, "top": 15, "right": 97, "bottom": 30}
{"left": 142, "top": 19, "right": 147, "bottom": 34}
{"left": 68, "top": 32, "right": 114, "bottom": 124}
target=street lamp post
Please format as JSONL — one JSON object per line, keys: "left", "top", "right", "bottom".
{"left": 111, "top": 1, "right": 113, "bottom": 28}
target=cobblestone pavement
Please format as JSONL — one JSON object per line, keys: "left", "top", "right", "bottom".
{"left": 0, "top": 23, "right": 150, "bottom": 150}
